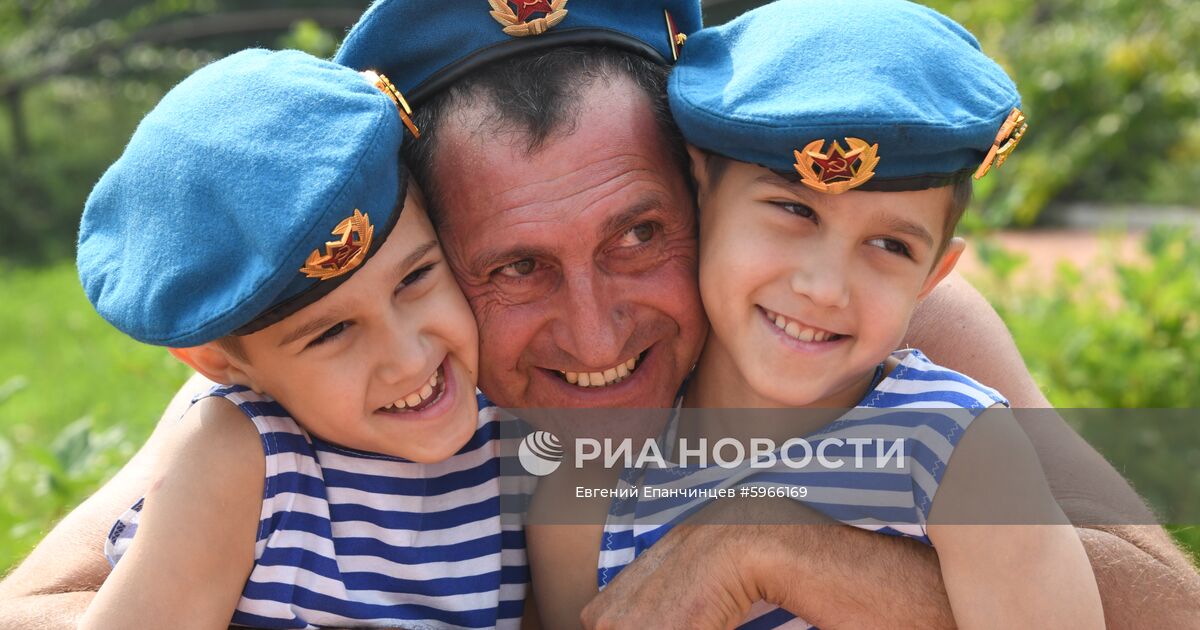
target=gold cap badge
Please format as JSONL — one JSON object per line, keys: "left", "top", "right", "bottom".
{"left": 368, "top": 71, "right": 420, "bottom": 139}
{"left": 793, "top": 137, "right": 880, "bottom": 194}
{"left": 300, "top": 209, "right": 374, "bottom": 280}
{"left": 974, "top": 108, "right": 1027, "bottom": 180}
{"left": 665, "top": 10, "right": 688, "bottom": 61}
{"left": 489, "top": 0, "right": 568, "bottom": 37}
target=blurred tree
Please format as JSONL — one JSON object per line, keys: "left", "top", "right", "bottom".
{"left": 0, "top": 0, "right": 369, "bottom": 263}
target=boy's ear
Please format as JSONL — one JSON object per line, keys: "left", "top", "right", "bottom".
{"left": 167, "top": 344, "right": 259, "bottom": 392}
{"left": 918, "top": 237, "right": 966, "bottom": 301}
{"left": 685, "top": 143, "right": 709, "bottom": 195}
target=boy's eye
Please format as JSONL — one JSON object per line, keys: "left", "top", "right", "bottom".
{"left": 398, "top": 263, "right": 435, "bottom": 291}
{"left": 778, "top": 202, "right": 817, "bottom": 221}
{"left": 866, "top": 237, "right": 912, "bottom": 258}
{"left": 497, "top": 258, "right": 537, "bottom": 278}
{"left": 308, "top": 321, "right": 349, "bottom": 347}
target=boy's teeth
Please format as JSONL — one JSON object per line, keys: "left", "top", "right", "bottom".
{"left": 561, "top": 354, "right": 640, "bottom": 388}
{"left": 389, "top": 367, "right": 443, "bottom": 410}
{"left": 767, "top": 309, "right": 836, "bottom": 343}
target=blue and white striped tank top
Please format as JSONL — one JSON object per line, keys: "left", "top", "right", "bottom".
{"left": 596, "top": 349, "right": 1006, "bottom": 630}
{"left": 106, "top": 385, "right": 528, "bottom": 629}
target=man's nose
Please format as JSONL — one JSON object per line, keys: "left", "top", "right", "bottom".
{"left": 790, "top": 247, "right": 851, "bottom": 310}
{"left": 553, "top": 269, "right": 633, "bottom": 369}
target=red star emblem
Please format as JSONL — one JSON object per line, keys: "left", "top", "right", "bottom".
{"left": 329, "top": 233, "right": 363, "bottom": 268}
{"left": 510, "top": 0, "right": 553, "bottom": 22}
{"left": 812, "top": 143, "right": 863, "bottom": 182}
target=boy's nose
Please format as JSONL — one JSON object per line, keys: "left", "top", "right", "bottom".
{"left": 790, "top": 254, "right": 851, "bottom": 310}
{"left": 374, "top": 323, "right": 431, "bottom": 387}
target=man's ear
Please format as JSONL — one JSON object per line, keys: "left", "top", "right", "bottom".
{"left": 167, "top": 344, "right": 259, "bottom": 392}
{"left": 918, "top": 237, "right": 966, "bottom": 300}
{"left": 685, "top": 143, "right": 709, "bottom": 197}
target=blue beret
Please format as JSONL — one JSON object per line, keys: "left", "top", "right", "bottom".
{"left": 77, "top": 49, "right": 407, "bottom": 347}
{"left": 334, "top": 0, "right": 703, "bottom": 104}
{"left": 669, "top": 0, "right": 1025, "bottom": 192}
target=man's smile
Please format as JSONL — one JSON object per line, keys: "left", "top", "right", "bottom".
{"left": 555, "top": 349, "right": 648, "bottom": 388}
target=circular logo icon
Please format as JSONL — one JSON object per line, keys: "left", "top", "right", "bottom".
{"left": 519, "top": 430, "right": 563, "bottom": 476}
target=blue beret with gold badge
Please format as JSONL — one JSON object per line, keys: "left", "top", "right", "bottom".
{"left": 334, "top": 0, "right": 702, "bottom": 106}
{"left": 669, "top": 0, "right": 1027, "bottom": 192}
{"left": 77, "top": 49, "right": 414, "bottom": 347}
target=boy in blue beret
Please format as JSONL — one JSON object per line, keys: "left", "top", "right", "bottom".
{"left": 76, "top": 49, "right": 525, "bottom": 628}
{"left": 583, "top": 0, "right": 1104, "bottom": 627}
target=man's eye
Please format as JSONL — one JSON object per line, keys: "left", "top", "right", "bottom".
{"left": 308, "top": 322, "right": 349, "bottom": 347}
{"left": 866, "top": 237, "right": 912, "bottom": 258}
{"left": 497, "top": 259, "right": 537, "bottom": 278}
{"left": 779, "top": 203, "right": 817, "bottom": 221}
{"left": 617, "top": 222, "right": 657, "bottom": 247}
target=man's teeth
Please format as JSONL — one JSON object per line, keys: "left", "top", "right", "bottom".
{"left": 767, "top": 310, "right": 836, "bottom": 343}
{"left": 562, "top": 356, "right": 638, "bottom": 388}
{"left": 390, "top": 369, "right": 441, "bottom": 410}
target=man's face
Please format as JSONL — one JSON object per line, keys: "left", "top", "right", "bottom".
{"left": 432, "top": 77, "right": 707, "bottom": 408}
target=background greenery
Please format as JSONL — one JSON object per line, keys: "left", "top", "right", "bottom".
{"left": 1, "top": 0, "right": 1197, "bottom": 574}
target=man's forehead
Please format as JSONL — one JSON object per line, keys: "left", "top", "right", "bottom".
{"left": 432, "top": 80, "right": 688, "bottom": 237}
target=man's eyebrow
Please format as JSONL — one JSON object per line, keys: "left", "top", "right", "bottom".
{"left": 598, "top": 197, "right": 664, "bottom": 238}
{"left": 469, "top": 244, "right": 551, "bottom": 275}
{"left": 872, "top": 211, "right": 935, "bottom": 248}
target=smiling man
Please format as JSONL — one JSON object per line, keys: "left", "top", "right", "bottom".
{"left": 2, "top": 0, "right": 1198, "bottom": 628}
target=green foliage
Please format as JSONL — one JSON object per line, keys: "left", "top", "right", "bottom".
{"left": 0, "top": 264, "right": 192, "bottom": 571}
{"left": 925, "top": 0, "right": 1200, "bottom": 227}
{"left": 974, "top": 227, "right": 1200, "bottom": 407}
{"left": 971, "top": 228, "right": 1200, "bottom": 540}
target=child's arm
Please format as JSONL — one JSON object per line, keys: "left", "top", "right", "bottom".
{"left": 927, "top": 406, "right": 1105, "bottom": 629}
{"left": 78, "top": 396, "right": 264, "bottom": 630}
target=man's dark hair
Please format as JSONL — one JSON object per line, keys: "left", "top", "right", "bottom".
{"left": 402, "top": 46, "right": 687, "bottom": 227}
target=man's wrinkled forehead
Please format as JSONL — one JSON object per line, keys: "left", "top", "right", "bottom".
{"left": 443, "top": 82, "right": 681, "bottom": 200}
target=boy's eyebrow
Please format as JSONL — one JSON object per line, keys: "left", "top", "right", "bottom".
{"left": 277, "top": 239, "right": 440, "bottom": 348}
{"left": 753, "top": 171, "right": 937, "bottom": 247}
{"left": 871, "top": 211, "right": 935, "bottom": 248}
{"left": 278, "top": 312, "right": 345, "bottom": 348}
{"left": 398, "top": 239, "right": 439, "bottom": 278}
{"left": 755, "top": 170, "right": 802, "bottom": 189}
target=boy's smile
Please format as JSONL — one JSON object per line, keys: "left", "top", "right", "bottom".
{"left": 687, "top": 153, "right": 964, "bottom": 409}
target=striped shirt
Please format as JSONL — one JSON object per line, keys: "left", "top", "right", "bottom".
{"left": 107, "top": 385, "right": 527, "bottom": 629}
{"left": 597, "top": 349, "right": 1006, "bottom": 630}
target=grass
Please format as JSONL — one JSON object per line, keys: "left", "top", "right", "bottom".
{"left": 0, "top": 260, "right": 1196, "bottom": 575}
{"left": 0, "top": 263, "right": 192, "bottom": 571}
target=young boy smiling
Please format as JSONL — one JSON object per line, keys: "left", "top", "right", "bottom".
{"left": 667, "top": 0, "right": 1103, "bottom": 626}
{"left": 531, "top": 1, "right": 1107, "bottom": 628}
{"left": 75, "top": 49, "right": 525, "bottom": 628}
